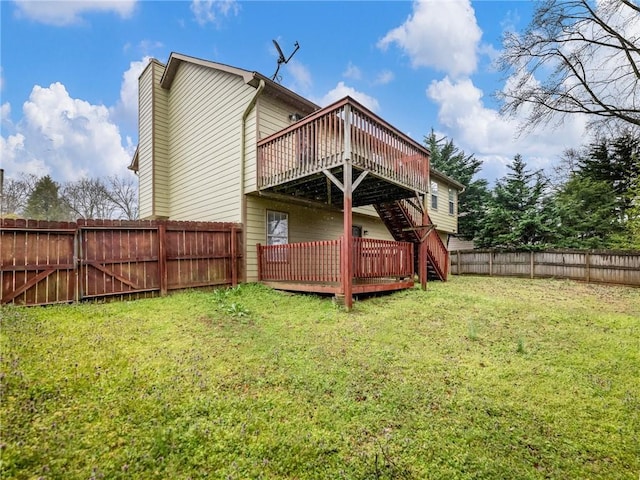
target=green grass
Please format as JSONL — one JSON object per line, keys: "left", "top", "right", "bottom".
{"left": 1, "top": 277, "right": 639, "bottom": 479}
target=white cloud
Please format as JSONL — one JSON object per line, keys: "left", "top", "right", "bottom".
{"left": 343, "top": 62, "right": 362, "bottom": 80}
{"left": 110, "top": 57, "right": 152, "bottom": 130}
{"left": 1, "top": 103, "right": 10, "bottom": 123}
{"left": 378, "top": 0, "right": 482, "bottom": 77}
{"left": 129, "top": 40, "right": 164, "bottom": 56}
{"left": 1, "top": 82, "right": 132, "bottom": 183}
{"left": 12, "top": 0, "right": 136, "bottom": 26}
{"left": 1, "top": 132, "right": 50, "bottom": 179}
{"left": 427, "top": 76, "right": 588, "bottom": 181}
{"left": 317, "top": 82, "right": 380, "bottom": 113}
{"left": 374, "top": 70, "right": 395, "bottom": 85}
{"left": 191, "top": 0, "right": 239, "bottom": 26}
{"left": 284, "top": 60, "right": 313, "bottom": 93}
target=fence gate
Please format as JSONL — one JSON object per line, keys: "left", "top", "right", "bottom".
{"left": 1, "top": 219, "right": 243, "bottom": 306}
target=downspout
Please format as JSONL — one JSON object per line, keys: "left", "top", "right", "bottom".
{"left": 240, "top": 78, "right": 265, "bottom": 282}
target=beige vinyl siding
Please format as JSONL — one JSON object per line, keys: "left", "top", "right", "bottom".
{"left": 166, "top": 63, "right": 254, "bottom": 221}
{"left": 137, "top": 61, "right": 155, "bottom": 219}
{"left": 353, "top": 205, "right": 380, "bottom": 217}
{"left": 243, "top": 108, "right": 258, "bottom": 193}
{"left": 244, "top": 194, "right": 393, "bottom": 281}
{"left": 152, "top": 62, "right": 170, "bottom": 217}
{"left": 246, "top": 94, "right": 316, "bottom": 194}
{"left": 428, "top": 177, "right": 458, "bottom": 234}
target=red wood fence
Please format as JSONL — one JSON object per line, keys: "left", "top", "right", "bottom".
{"left": 1, "top": 218, "right": 242, "bottom": 306}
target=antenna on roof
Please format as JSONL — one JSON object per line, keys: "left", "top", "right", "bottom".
{"left": 271, "top": 40, "right": 300, "bottom": 83}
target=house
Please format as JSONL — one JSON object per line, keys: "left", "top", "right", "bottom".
{"left": 129, "top": 52, "right": 464, "bottom": 308}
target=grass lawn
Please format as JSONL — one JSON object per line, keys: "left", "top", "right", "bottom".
{"left": 1, "top": 276, "right": 639, "bottom": 479}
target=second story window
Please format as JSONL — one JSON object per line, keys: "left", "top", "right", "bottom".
{"left": 449, "top": 189, "right": 455, "bottom": 215}
{"left": 431, "top": 181, "right": 438, "bottom": 210}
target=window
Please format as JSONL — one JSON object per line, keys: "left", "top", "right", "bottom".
{"left": 352, "top": 225, "right": 363, "bottom": 238}
{"left": 431, "top": 181, "right": 438, "bottom": 210}
{"left": 448, "top": 189, "right": 455, "bottom": 215}
{"left": 267, "top": 210, "right": 288, "bottom": 245}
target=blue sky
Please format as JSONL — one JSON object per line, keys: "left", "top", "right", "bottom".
{"left": 1, "top": 0, "right": 590, "bottom": 186}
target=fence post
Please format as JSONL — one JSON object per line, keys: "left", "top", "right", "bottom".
{"left": 76, "top": 224, "right": 84, "bottom": 302}
{"left": 530, "top": 251, "right": 534, "bottom": 279}
{"left": 489, "top": 251, "right": 493, "bottom": 276}
{"left": 158, "top": 223, "right": 167, "bottom": 296}
{"left": 231, "top": 226, "right": 238, "bottom": 287}
{"left": 585, "top": 251, "right": 591, "bottom": 283}
{"left": 257, "top": 243, "right": 262, "bottom": 281}
{"left": 457, "top": 250, "right": 461, "bottom": 275}
{"left": 74, "top": 224, "right": 80, "bottom": 303}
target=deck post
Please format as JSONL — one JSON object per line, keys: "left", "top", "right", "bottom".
{"left": 419, "top": 194, "right": 428, "bottom": 290}
{"left": 342, "top": 104, "right": 354, "bottom": 310}
{"left": 420, "top": 150, "right": 430, "bottom": 289}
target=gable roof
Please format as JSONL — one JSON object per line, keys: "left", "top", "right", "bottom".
{"left": 160, "top": 52, "right": 319, "bottom": 113}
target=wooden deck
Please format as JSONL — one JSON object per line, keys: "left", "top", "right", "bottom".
{"left": 257, "top": 237, "right": 414, "bottom": 295}
{"left": 255, "top": 96, "right": 438, "bottom": 308}
{"left": 257, "top": 96, "right": 430, "bottom": 204}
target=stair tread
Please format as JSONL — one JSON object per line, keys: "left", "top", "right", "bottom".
{"left": 375, "top": 201, "right": 447, "bottom": 281}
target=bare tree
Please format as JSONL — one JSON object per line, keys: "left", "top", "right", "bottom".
{"left": 498, "top": 0, "right": 640, "bottom": 133}
{"left": 1, "top": 173, "right": 39, "bottom": 217}
{"left": 62, "top": 178, "right": 116, "bottom": 219}
{"left": 106, "top": 174, "right": 139, "bottom": 220}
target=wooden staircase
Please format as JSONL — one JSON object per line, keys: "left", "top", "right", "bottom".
{"left": 374, "top": 200, "right": 449, "bottom": 281}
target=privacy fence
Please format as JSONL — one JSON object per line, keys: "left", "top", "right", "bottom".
{"left": 450, "top": 249, "right": 640, "bottom": 287}
{"left": 1, "top": 219, "right": 243, "bottom": 306}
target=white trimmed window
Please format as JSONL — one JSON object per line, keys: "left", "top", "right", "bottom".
{"left": 267, "top": 210, "right": 289, "bottom": 245}
{"left": 431, "top": 181, "right": 438, "bottom": 210}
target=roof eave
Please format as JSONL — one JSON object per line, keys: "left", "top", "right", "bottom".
{"left": 159, "top": 52, "right": 319, "bottom": 113}
{"left": 128, "top": 146, "right": 139, "bottom": 173}
{"left": 160, "top": 52, "right": 255, "bottom": 89}
{"left": 430, "top": 168, "right": 466, "bottom": 191}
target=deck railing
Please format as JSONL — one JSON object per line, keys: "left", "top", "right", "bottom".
{"left": 425, "top": 228, "right": 448, "bottom": 279}
{"left": 397, "top": 198, "right": 449, "bottom": 279}
{"left": 257, "top": 97, "right": 429, "bottom": 193}
{"left": 353, "top": 237, "right": 413, "bottom": 278}
{"left": 258, "top": 240, "right": 341, "bottom": 283}
{"left": 257, "top": 237, "right": 414, "bottom": 284}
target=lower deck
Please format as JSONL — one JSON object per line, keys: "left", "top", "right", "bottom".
{"left": 261, "top": 277, "right": 414, "bottom": 296}
{"left": 257, "top": 237, "right": 415, "bottom": 296}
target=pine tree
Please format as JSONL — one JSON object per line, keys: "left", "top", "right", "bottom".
{"left": 477, "top": 155, "right": 554, "bottom": 249}
{"left": 552, "top": 132, "right": 640, "bottom": 248}
{"left": 553, "top": 176, "right": 617, "bottom": 248}
{"left": 425, "top": 130, "right": 490, "bottom": 241}
{"left": 23, "top": 175, "right": 71, "bottom": 221}
{"left": 580, "top": 133, "right": 640, "bottom": 224}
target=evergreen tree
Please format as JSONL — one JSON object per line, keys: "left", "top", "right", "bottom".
{"left": 551, "top": 132, "right": 640, "bottom": 248}
{"left": 580, "top": 132, "right": 640, "bottom": 225}
{"left": 23, "top": 175, "right": 70, "bottom": 221}
{"left": 425, "top": 130, "right": 490, "bottom": 240}
{"left": 553, "top": 176, "right": 618, "bottom": 248}
{"left": 477, "top": 155, "right": 555, "bottom": 249}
